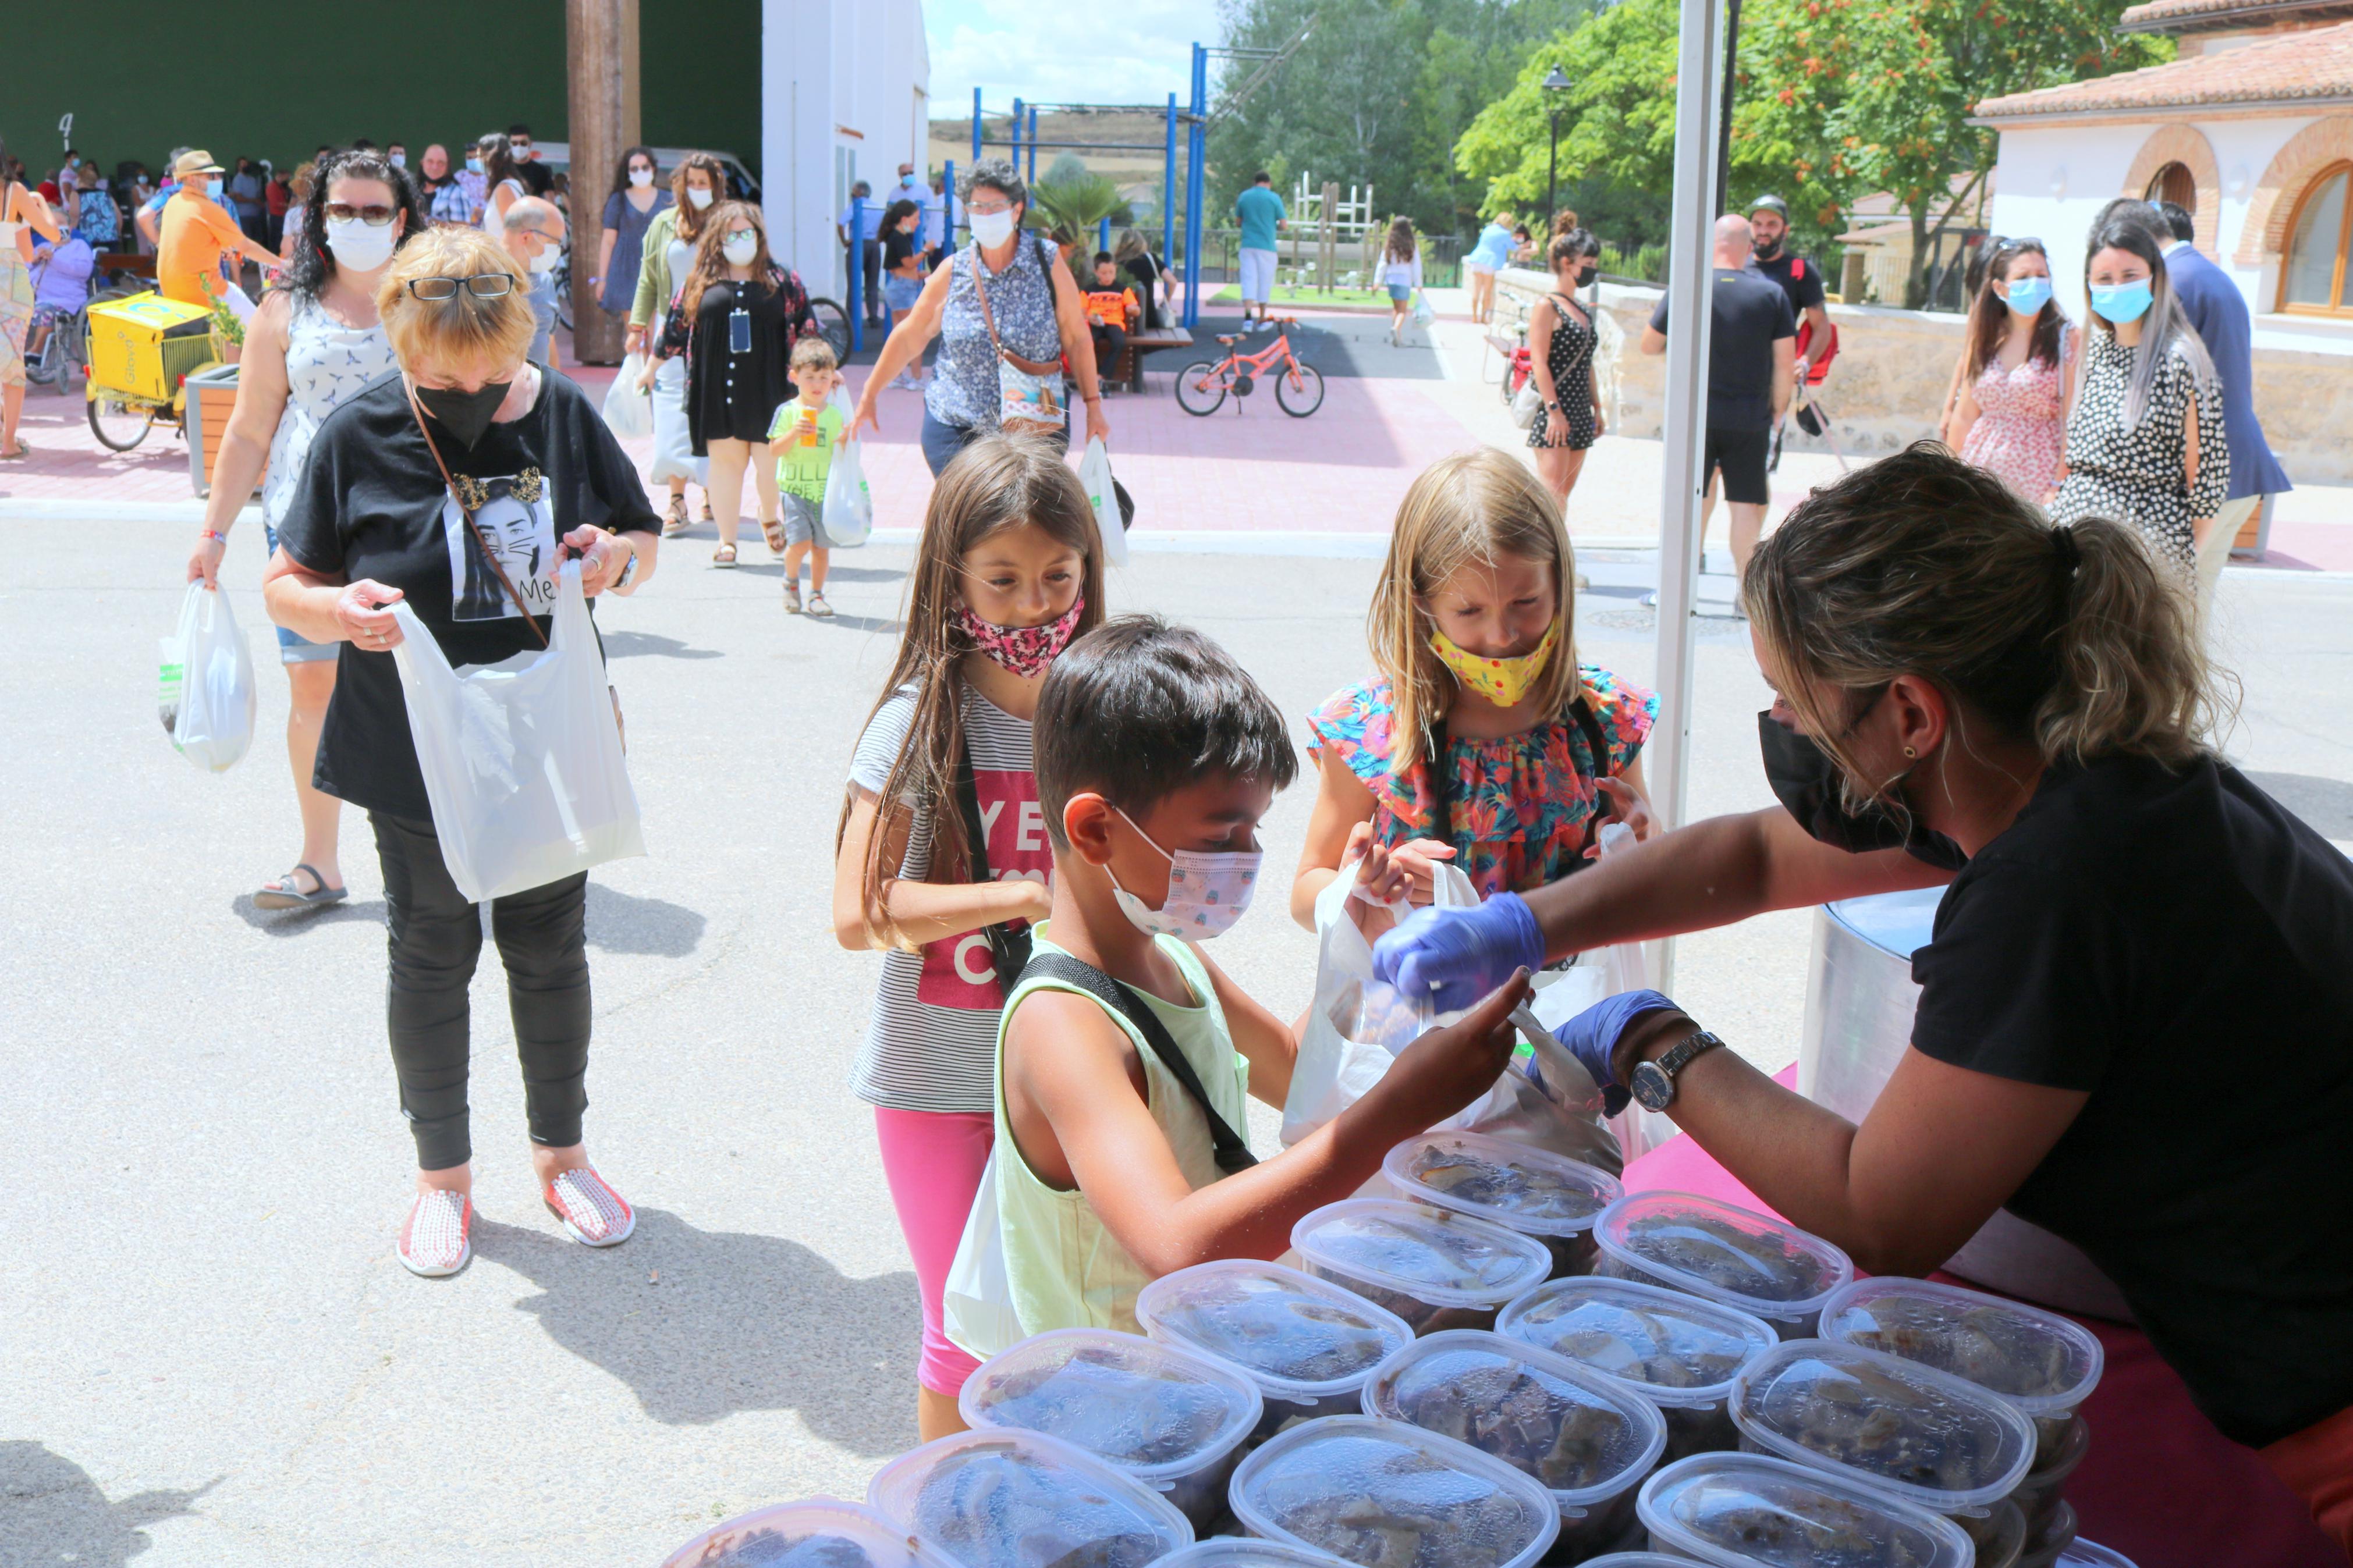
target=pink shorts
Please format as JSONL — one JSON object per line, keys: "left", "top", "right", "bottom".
{"left": 873, "top": 1106, "right": 994, "bottom": 1397}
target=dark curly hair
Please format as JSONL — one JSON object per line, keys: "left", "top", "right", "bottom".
{"left": 279, "top": 149, "right": 425, "bottom": 303}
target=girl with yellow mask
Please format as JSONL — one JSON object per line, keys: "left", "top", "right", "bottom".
{"left": 1291, "top": 447, "right": 1660, "bottom": 930}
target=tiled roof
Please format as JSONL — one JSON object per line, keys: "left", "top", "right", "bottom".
{"left": 2117, "top": 0, "right": 2353, "bottom": 33}
{"left": 1972, "top": 19, "right": 2353, "bottom": 118}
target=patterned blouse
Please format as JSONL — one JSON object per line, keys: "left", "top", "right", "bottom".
{"left": 2052, "top": 328, "right": 2227, "bottom": 578}
{"left": 1307, "top": 665, "right": 1659, "bottom": 898}
{"left": 925, "top": 233, "right": 1066, "bottom": 431}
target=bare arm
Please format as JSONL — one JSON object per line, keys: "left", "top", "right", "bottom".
{"left": 1946, "top": 372, "right": 1985, "bottom": 456}
{"left": 188, "top": 295, "right": 295, "bottom": 581}
{"left": 1193, "top": 944, "right": 1300, "bottom": 1110}
{"left": 597, "top": 224, "right": 617, "bottom": 289}
{"left": 1638, "top": 323, "right": 1667, "bottom": 356}
{"left": 843, "top": 257, "right": 953, "bottom": 439}
{"left": 830, "top": 788, "right": 1051, "bottom": 951}
{"left": 1771, "top": 336, "right": 1797, "bottom": 419}
{"left": 1519, "top": 806, "right": 1949, "bottom": 960}
{"left": 1528, "top": 298, "right": 1561, "bottom": 406}
{"left": 1612, "top": 1010, "right": 2086, "bottom": 1275}
{"left": 10, "top": 184, "right": 61, "bottom": 243}
{"left": 1800, "top": 304, "right": 1830, "bottom": 365}
{"left": 1050, "top": 249, "right": 1110, "bottom": 442}
{"left": 1014, "top": 975, "right": 1529, "bottom": 1276}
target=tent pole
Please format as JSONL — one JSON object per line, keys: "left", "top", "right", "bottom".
{"left": 1184, "top": 42, "right": 1207, "bottom": 329}
{"left": 1650, "top": 0, "right": 1730, "bottom": 992}
{"left": 1162, "top": 92, "right": 1178, "bottom": 274}
{"left": 971, "top": 88, "right": 982, "bottom": 164}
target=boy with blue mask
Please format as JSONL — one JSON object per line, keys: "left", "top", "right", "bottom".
{"left": 960, "top": 615, "right": 1532, "bottom": 1359}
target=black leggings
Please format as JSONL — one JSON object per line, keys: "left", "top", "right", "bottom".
{"left": 371, "top": 812, "right": 592, "bottom": 1171}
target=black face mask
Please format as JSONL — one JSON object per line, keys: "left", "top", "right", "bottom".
{"left": 414, "top": 378, "right": 511, "bottom": 449}
{"left": 1756, "top": 710, "right": 1968, "bottom": 872}
{"left": 1754, "top": 236, "right": 1783, "bottom": 261}
{"left": 1575, "top": 264, "right": 1597, "bottom": 287}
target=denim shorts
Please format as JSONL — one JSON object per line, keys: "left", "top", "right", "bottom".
{"left": 263, "top": 522, "right": 339, "bottom": 665}
{"left": 882, "top": 274, "right": 923, "bottom": 313}
{"left": 1387, "top": 284, "right": 1412, "bottom": 304}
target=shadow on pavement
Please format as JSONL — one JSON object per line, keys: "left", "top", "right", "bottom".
{"left": 0, "top": 1441, "right": 214, "bottom": 1566}
{"left": 231, "top": 896, "right": 388, "bottom": 935}
{"left": 603, "top": 631, "right": 724, "bottom": 662}
{"left": 471, "top": 1210, "right": 919, "bottom": 1453}
{"left": 584, "top": 885, "right": 707, "bottom": 958}
{"left": 2244, "top": 771, "right": 2353, "bottom": 841}
{"left": 804, "top": 614, "right": 904, "bottom": 637}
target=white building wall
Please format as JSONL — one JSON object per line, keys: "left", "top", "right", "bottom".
{"left": 760, "top": 0, "right": 929, "bottom": 303}
{"left": 1988, "top": 114, "right": 2349, "bottom": 360}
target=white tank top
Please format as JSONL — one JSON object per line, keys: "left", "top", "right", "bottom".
{"left": 481, "top": 179, "right": 525, "bottom": 239}
{"left": 260, "top": 295, "right": 398, "bottom": 532}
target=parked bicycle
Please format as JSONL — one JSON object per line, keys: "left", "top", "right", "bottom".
{"left": 1173, "top": 317, "right": 1325, "bottom": 417}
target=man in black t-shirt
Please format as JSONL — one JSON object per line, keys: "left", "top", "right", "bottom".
{"left": 1746, "top": 194, "right": 1832, "bottom": 379}
{"left": 508, "top": 123, "right": 553, "bottom": 199}
{"left": 1641, "top": 214, "right": 1796, "bottom": 577}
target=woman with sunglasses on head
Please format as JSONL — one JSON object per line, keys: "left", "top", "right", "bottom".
{"left": 260, "top": 226, "right": 660, "bottom": 1279}
{"left": 1943, "top": 238, "right": 2076, "bottom": 506}
{"left": 2051, "top": 204, "right": 2226, "bottom": 579}
{"left": 628, "top": 151, "right": 727, "bottom": 536}
{"left": 186, "top": 150, "right": 422, "bottom": 911}
{"left": 641, "top": 200, "right": 817, "bottom": 567}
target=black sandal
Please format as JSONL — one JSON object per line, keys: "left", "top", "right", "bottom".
{"left": 254, "top": 863, "right": 348, "bottom": 911}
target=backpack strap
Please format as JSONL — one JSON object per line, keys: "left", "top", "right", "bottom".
{"left": 1016, "top": 951, "right": 1259, "bottom": 1176}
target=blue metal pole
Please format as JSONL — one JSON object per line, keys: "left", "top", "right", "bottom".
{"left": 1010, "top": 97, "right": 1022, "bottom": 172}
{"left": 1183, "top": 42, "right": 1207, "bottom": 329}
{"left": 1162, "top": 91, "right": 1177, "bottom": 282}
{"left": 1027, "top": 106, "right": 1039, "bottom": 183}
{"left": 848, "top": 193, "right": 864, "bottom": 353}
{"left": 943, "top": 158, "right": 957, "bottom": 253}
{"left": 971, "top": 88, "right": 982, "bottom": 163}
{"left": 1097, "top": 216, "right": 1110, "bottom": 256}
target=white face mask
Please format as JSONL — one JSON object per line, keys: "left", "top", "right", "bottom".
{"left": 527, "top": 237, "right": 562, "bottom": 273}
{"left": 722, "top": 234, "right": 758, "bottom": 266}
{"left": 630, "top": 168, "right": 654, "bottom": 189}
{"left": 969, "top": 208, "right": 1016, "bottom": 248}
{"left": 687, "top": 184, "right": 715, "bottom": 209}
{"left": 325, "top": 215, "right": 398, "bottom": 272}
{"left": 389, "top": 152, "right": 407, "bottom": 169}
{"left": 1105, "top": 808, "right": 1261, "bottom": 940}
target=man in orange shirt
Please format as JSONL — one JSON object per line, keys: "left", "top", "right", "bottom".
{"left": 157, "top": 150, "right": 281, "bottom": 308}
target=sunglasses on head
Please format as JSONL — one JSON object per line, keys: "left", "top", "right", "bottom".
{"left": 404, "top": 275, "right": 514, "bottom": 301}
{"left": 324, "top": 202, "right": 398, "bottom": 226}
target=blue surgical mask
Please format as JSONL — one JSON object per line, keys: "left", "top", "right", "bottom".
{"left": 466, "top": 156, "right": 484, "bottom": 175}
{"left": 2091, "top": 279, "right": 2153, "bottom": 324}
{"left": 2001, "top": 276, "right": 2051, "bottom": 316}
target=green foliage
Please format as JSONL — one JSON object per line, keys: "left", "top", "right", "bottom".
{"left": 1209, "top": 0, "right": 1598, "bottom": 239}
{"left": 1024, "top": 171, "right": 1135, "bottom": 248}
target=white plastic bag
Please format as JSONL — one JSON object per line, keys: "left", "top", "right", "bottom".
{"left": 942, "top": 1151, "right": 1025, "bottom": 1361}
{"left": 822, "top": 437, "right": 874, "bottom": 547}
{"left": 160, "top": 582, "right": 256, "bottom": 773}
{"left": 388, "top": 560, "right": 645, "bottom": 903}
{"left": 1509, "top": 378, "right": 1544, "bottom": 429}
{"left": 1529, "top": 819, "right": 1667, "bottom": 1160}
{"left": 1411, "top": 289, "right": 1436, "bottom": 328}
{"left": 1077, "top": 437, "right": 1128, "bottom": 567}
{"left": 601, "top": 354, "right": 651, "bottom": 439}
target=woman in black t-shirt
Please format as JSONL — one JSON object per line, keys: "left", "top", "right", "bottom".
{"left": 1371, "top": 445, "right": 2353, "bottom": 1539}
{"left": 262, "top": 226, "right": 662, "bottom": 1281}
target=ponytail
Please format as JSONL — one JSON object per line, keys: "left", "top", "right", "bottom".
{"left": 1746, "top": 445, "right": 2224, "bottom": 795}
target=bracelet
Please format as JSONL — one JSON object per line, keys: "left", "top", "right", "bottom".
{"left": 200, "top": 528, "right": 229, "bottom": 543}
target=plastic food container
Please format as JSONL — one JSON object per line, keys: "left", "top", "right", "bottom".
{"left": 1361, "top": 1329, "right": 1666, "bottom": 1560}
{"left": 1579, "top": 1558, "right": 1705, "bottom": 1567}
{"left": 1635, "top": 1451, "right": 1976, "bottom": 1568}
{"left": 1383, "top": 1130, "right": 1624, "bottom": 1278}
{"left": 1818, "top": 1278, "right": 2104, "bottom": 1468}
{"left": 1136, "top": 1260, "right": 1414, "bottom": 1439}
{"left": 866, "top": 1427, "right": 1194, "bottom": 1568}
{"left": 659, "top": 1498, "right": 964, "bottom": 1568}
{"left": 1976, "top": 1500, "right": 2028, "bottom": 1568}
{"left": 1153, "top": 1543, "right": 1349, "bottom": 1568}
{"left": 2014, "top": 1502, "right": 2080, "bottom": 1568}
{"left": 1228, "top": 1414, "right": 1562, "bottom": 1568}
{"left": 1729, "top": 1339, "right": 2036, "bottom": 1546}
{"left": 957, "top": 1329, "right": 1263, "bottom": 1530}
{"left": 1591, "top": 1192, "right": 1854, "bottom": 1341}
{"left": 1499, "top": 1274, "right": 1779, "bottom": 1461}
{"left": 2050, "top": 1537, "right": 2134, "bottom": 1568}
{"left": 1290, "top": 1198, "right": 1554, "bottom": 1335}
{"left": 2008, "top": 1414, "right": 2089, "bottom": 1539}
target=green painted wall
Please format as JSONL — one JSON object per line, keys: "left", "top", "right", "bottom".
{"left": 0, "top": 0, "right": 760, "bottom": 182}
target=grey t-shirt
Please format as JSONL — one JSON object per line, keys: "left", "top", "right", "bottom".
{"left": 847, "top": 685, "right": 1052, "bottom": 1113}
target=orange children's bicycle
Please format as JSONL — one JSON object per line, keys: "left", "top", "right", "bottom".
{"left": 1173, "top": 317, "right": 1326, "bottom": 417}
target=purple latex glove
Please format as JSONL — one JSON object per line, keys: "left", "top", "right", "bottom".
{"left": 1553, "top": 989, "right": 1684, "bottom": 1116}
{"left": 1371, "top": 893, "right": 1546, "bottom": 1014}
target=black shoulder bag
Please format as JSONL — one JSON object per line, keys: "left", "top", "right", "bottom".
{"left": 952, "top": 736, "right": 1034, "bottom": 996}
{"left": 1015, "top": 950, "right": 1260, "bottom": 1176}
{"left": 1426, "top": 695, "right": 1616, "bottom": 869}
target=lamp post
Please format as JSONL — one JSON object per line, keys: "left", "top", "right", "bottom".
{"left": 1542, "top": 65, "right": 1573, "bottom": 222}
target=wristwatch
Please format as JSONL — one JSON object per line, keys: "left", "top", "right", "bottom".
{"left": 1629, "top": 1029, "right": 1727, "bottom": 1112}
{"left": 613, "top": 547, "right": 640, "bottom": 592}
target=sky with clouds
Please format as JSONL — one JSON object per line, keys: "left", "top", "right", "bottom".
{"left": 925, "top": 0, "right": 1212, "bottom": 118}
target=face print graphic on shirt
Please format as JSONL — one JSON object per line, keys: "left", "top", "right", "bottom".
{"left": 445, "top": 470, "right": 559, "bottom": 621}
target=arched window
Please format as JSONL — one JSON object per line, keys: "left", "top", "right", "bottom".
{"left": 2145, "top": 161, "right": 2195, "bottom": 211}
{"left": 2283, "top": 162, "right": 2352, "bottom": 315}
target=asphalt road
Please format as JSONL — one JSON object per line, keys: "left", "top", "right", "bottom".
{"left": 2, "top": 514, "right": 2345, "bottom": 1566}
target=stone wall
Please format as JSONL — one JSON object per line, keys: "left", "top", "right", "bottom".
{"left": 1497, "top": 267, "right": 2353, "bottom": 483}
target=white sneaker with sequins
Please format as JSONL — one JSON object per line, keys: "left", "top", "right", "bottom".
{"left": 544, "top": 1167, "right": 634, "bottom": 1247}
{"left": 397, "top": 1189, "right": 474, "bottom": 1277}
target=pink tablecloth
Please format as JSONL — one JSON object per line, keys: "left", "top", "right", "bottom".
{"left": 1621, "top": 1079, "right": 2345, "bottom": 1568}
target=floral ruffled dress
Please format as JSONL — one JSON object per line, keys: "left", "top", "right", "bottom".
{"left": 1307, "top": 664, "right": 1659, "bottom": 899}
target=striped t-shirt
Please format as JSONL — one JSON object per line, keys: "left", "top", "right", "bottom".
{"left": 847, "top": 684, "right": 1053, "bottom": 1114}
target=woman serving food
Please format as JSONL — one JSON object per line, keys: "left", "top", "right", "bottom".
{"left": 1371, "top": 445, "right": 2353, "bottom": 1549}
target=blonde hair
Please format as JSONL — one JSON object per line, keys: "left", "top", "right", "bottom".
{"left": 376, "top": 225, "right": 535, "bottom": 372}
{"left": 790, "top": 335, "right": 839, "bottom": 374}
{"left": 1745, "top": 443, "right": 2222, "bottom": 814}
{"left": 1367, "top": 448, "right": 1581, "bottom": 777}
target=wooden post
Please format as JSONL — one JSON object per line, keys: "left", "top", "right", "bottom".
{"left": 566, "top": 0, "right": 640, "bottom": 365}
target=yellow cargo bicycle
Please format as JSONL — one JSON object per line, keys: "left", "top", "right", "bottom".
{"left": 83, "top": 291, "right": 219, "bottom": 452}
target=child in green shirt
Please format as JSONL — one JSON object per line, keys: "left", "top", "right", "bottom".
{"left": 769, "top": 336, "right": 846, "bottom": 616}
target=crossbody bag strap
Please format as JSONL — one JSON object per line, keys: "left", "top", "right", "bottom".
{"left": 952, "top": 728, "right": 1034, "bottom": 997}
{"left": 1016, "top": 951, "right": 1258, "bottom": 1175}
{"left": 403, "top": 382, "right": 547, "bottom": 648}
